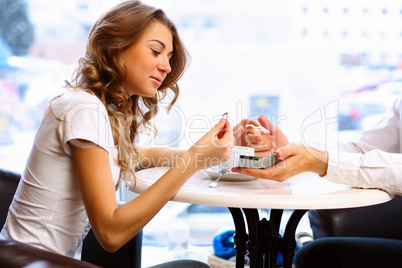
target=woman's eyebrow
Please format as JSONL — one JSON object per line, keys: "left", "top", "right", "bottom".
{"left": 149, "top": 39, "right": 173, "bottom": 55}
{"left": 149, "top": 39, "right": 166, "bottom": 48}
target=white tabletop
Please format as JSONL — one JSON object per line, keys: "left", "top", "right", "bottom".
{"left": 131, "top": 167, "right": 392, "bottom": 210}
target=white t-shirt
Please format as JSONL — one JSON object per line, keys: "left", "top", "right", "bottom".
{"left": 1, "top": 90, "right": 120, "bottom": 257}
{"left": 325, "top": 97, "right": 402, "bottom": 195}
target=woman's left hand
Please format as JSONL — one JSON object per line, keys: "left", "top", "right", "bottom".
{"left": 233, "top": 115, "right": 289, "bottom": 158}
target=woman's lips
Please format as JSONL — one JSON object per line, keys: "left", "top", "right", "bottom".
{"left": 150, "top": 76, "right": 162, "bottom": 86}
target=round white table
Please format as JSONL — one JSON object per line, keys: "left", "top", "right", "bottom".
{"left": 131, "top": 167, "right": 393, "bottom": 268}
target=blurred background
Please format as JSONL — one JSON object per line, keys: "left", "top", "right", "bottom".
{"left": 1, "top": 0, "right": 402, "bottom": 266}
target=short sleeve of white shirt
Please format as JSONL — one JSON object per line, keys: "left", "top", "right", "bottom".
{"left": 56, "top": 90, "right": 115, "bottom": 154}
{"left": 1, "top": 90, "right": 120, "bottom": 257}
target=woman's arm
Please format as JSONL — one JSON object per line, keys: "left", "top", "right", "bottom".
{"left": 71, "top": 117, "right": 233, "bottom": 253}
{"left": 71, "top": 143, "right": 195, "bottom": 252}
{"left": 136, "top": 147, "right": 186, "bottom": 170}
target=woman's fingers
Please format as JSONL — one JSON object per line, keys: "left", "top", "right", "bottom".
{"left": 246, "top": 132, "right": 267, "bottom": 143}
{"left": 244, "top": 132, "right": 272, "bottom": 153}
{"left": 190, "top": 117, "right": 234, "bottom": 170}
{"left": 244, "top": 125, "right": 260, "bottom": 133}
{"left": 233, "top": 121, "right": 244, "bottom": 133}
{"left": 241, "top": 118, "right": 260, "bottom": 128}
{"left": 213, "top": 118, "right": 233, "bottom": 149}
{"left": 212, "top": 115, "right": 228, "bottom": 137}
{"left": 233, "top": 125, "right": 244, "bottom": 146}
{"left": 219, "top": 120, "right": 233, "bottom": 141}
{"left": 194, "top": 117, "right": 226, "bottom": 149}
{"left": 258, "top": 115, "right": 273, "bottom": 133}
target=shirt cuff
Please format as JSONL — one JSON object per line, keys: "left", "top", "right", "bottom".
{"left": 324, "top": 150, "right": 361, "bottom": 186}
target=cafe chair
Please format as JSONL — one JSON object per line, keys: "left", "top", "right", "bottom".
{"left": 0, "top": 233, "right": 99, "bottom": 268}
{"left": 81, "top": 207, "right": 143, "bottom": 268}
{"left": 0, "top": 168, "right": 143, "bottom": 268}
{"left": 308, "top": 195, "right": 402, "bottom": 239}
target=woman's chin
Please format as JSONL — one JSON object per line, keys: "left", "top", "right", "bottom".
{"left": 143, "top": 91, "right": 157, "bottom": 98}
{"left": 129, "top": 89, "right": 157, "bottom": 98}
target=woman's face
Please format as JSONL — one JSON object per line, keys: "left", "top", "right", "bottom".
{"left": 120, "top": 21, "right": 173, "bottom": 98}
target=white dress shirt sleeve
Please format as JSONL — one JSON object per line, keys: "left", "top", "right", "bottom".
{"left": 324, "top": 97, "right": 402, "bottom": 195}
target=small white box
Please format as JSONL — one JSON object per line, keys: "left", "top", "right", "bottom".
{"left": 238, "top": 155, "right": 260, "bottom": 169}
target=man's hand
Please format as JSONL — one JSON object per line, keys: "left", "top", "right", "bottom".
{"left": 232, "top": 143, "right": 329, "bottom": 182}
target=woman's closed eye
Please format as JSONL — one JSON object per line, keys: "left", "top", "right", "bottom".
{"left": 152, "top": 49, "right": 161, "bottom": 56}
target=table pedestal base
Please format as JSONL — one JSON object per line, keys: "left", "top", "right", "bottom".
{"left": 229, "top": 208, "right": 307, "bottom": 268}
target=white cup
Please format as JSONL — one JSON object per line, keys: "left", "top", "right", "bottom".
{"left": 168, "top": 220, "right": 189, "bottom": 251}
{"left": 220, "top": 146, "right": 255, "bottom": 170}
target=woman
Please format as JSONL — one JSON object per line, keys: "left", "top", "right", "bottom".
{"left": 234, "top": 98, "right": 402, "bottom": 267}
{"left": 1, "top": 1, "right": 232, "bottom": 266}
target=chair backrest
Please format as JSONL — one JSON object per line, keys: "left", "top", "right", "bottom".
{"left": 0, "top": 169, "right": 21, "bottom": 227}
{"left": 0, "top": 234, "right": 99, "bottom": 268}
{"left": 81, "top": 200, "right": 143, "bottom": 268}
{"left": 0, "top": 168, "right": 143, "bottom": 268}
{"left": 0, "top": 169, "right": 99, "bottom": 267}
{"left": 309, "top": 195, "right": 402, "bottom": 240}
{"left": 81, "top": 228, "right": 143, "bottom": 268}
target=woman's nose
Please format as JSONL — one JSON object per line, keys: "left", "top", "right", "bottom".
{"left": 159, "top": 57, "right": 171, "bottom": 74}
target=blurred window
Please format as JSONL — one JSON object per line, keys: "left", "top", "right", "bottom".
{"left": 2, "top": 0, "right": 402, "bottom": 247}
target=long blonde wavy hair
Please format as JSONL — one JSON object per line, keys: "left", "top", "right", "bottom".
{"left": 66, "top": 0, "right": 189, "bottom": 188}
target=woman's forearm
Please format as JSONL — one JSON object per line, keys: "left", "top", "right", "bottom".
{"left": 137, "top": 147, "right": 186, "bottom": 169}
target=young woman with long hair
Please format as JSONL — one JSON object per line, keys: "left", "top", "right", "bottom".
{"left": 1, "top": 1, "right": 232, "bottom": 266}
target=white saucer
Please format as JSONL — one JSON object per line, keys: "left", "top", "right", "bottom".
{"left": 201, "top": 166, "right": 255, "bottom": 182}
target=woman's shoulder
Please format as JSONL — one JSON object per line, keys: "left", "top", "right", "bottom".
{"left": 50, "top": 89, "right": 106, "bottom": 117}
{"left": 391, "top": 96, "right": 402, "bottom": 116}
{"left": 57, "top": 89, "right": 102, "bottom": 105}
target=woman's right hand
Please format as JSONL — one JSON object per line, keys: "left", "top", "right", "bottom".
{"left": 186, "top": 116, "right": 233, "bottom": 171}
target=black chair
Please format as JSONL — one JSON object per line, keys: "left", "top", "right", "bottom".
{"left": 0, "top": 169, "right": 22, "bottom": 228}
{"left": 0, "top": 233, "right": 99, "bottom": 268}
{"left": 0, "top": 168, "right": 142, "bottom": 268}
{"left": 308, "top": 195, "right": 402, "bottom": 239}
{"left": 81, "top": 211, "right": 143, "bottom": 268}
